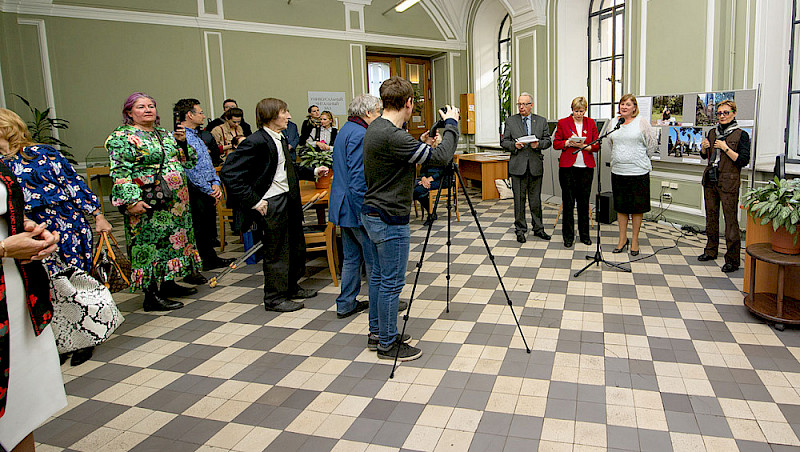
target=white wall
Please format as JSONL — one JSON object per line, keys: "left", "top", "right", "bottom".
{"left": 471, "top": 0, "right": 508, "bottom": 146}
{"left": 555, "top": 0, "right": 590, "bottom": 120}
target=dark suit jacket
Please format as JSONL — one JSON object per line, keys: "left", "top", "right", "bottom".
{"left": 501, "top": 113, "right": 552, "bottom": 176}
{"left": 220, "top": 128, "right": 314, "bottom": 232}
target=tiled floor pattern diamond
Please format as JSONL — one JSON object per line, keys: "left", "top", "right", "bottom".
{"left": 36, "top": 193, "right": 800, "bottom": 452}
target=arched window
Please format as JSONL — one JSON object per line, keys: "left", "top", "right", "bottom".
{"left": 588, "top": 0, "right": 625, "bottom": 119}
{"left": 497, "top": 14, "right": 512, "bottom": 125}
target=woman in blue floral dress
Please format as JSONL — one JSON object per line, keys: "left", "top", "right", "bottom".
{"left": 0, "top": 108, "right": 113, "bottom": 366}
{"left": 105, "top": 93, "right": 202, "bottom": 312}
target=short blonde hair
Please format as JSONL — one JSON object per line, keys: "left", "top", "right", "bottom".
{"left": 717, "top": 100, "right": 737, "bottom": 113}
{"left": 619, "top": 94, "right": 639, "bottom": 117}
{"left": 571, "top": 96, "right": 588, "bottom": 111}
{"left": 0, "top": 108, "right": 34, "bottom": 157}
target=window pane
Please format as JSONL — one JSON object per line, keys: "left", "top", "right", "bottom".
{"left": 368, "top": 62, "right": 390, "bottom": 97}
{"left": 793, "top": 24, "right": 800, "bottom": 91}
{"left": 789, "top": 93, "right": 800, "bottom": 158}
{"left": 591, "top": 60, "right": 614, "bottom": 103}
{"left": 590, "top": 103, "right": 613, "bottom": 119}
{"left": 614, "top": 57, "right": 624, "bottom": 101}
{"left": 614, "top": 9, "right": 625, "bottom": 55}
{"left": 406, "top": 62, "right": 427, "bottom": 132}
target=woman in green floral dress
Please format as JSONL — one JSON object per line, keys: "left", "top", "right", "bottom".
{"left": 105, "top": 92, "right": 203, "bottom": 311}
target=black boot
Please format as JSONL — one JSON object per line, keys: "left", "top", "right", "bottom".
{"left": 159, "top": 279, "right": 198, "bottom": 297}
{"left": 70, "top": 347, "right": 94, "bottom": 366}
{"left": 143, "top": 283, "right": 184, "bottom": 311}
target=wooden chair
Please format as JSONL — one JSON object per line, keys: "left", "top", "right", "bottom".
{"left": 426, "top": 175, "right": 460, "bottom": 221}
{"left": 215, "top": 167, "right": 235, "bottom": 251}
{"left": 305, "top": 222, "right": 339, "bottom": 286}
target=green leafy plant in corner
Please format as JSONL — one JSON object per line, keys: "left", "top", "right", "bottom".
{"left": 497, "top": 61, "right": 512, "bottom": 124}
{"left": 743, "top": 177, "right": 800, "bottom": 244}
{"left": 298, "top": 145, "right": 333, "bottom": 175}
{"left": 12, "top": 94, "right": 76, "bottom": 164}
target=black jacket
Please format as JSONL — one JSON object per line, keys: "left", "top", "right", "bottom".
{"left": 220, "top": 128, "right": 314, "bottom": 232}
{"left": 207, "top": 117, "right": 252, "bottom": 137}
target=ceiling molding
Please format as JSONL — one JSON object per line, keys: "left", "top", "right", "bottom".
{"left": 0, "top": 0, "right": 466, "bottom": 50}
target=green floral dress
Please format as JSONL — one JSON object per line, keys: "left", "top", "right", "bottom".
{"left": 105, "top": 125, "right": 202, "bottom": 291}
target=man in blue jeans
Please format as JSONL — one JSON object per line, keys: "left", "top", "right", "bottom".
{"left": 328, "top": 94, "right": 382, "bottom": 319}
{"left": 361, "top": 76, "right": 460, "bottom": 361}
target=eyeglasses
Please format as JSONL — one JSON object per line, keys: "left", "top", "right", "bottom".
{"left": 517, "top": 102, "right": 532, "bottom": 107}
{"left": 716, "top": 110, "right": 733, "bottom": 117}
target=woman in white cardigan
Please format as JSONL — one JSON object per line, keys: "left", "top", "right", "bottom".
{"left": 603, "top": 94, "right": 657, "bottom": 256}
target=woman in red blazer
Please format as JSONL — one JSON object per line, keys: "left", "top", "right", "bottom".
{"left": 552, "top": 96, "right": 599, "bottom": 248}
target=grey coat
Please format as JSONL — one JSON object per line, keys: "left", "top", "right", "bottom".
{"left": 500, "top": 113, "right": 552, "bottom": 176}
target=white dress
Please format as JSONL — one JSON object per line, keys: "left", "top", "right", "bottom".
{"left": 0, "top": 182, "right": 66, "bottom": 450}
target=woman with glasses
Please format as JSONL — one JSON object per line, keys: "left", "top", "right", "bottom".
{"left": 605, "top": 94, "right": 657, "bottom": 256}
{"left": 698, "top": 100, "right": 750, "bottom": 273}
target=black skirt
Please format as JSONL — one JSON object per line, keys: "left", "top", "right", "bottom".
{"left": 611, "top": 173, "right": 651, "bottom": 214}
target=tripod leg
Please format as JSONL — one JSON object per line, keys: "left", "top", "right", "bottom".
{"left": 452, "top": 165, "right": 531, "bottom": 353}
{"left": 390, "top": 174, "right": 448, "bottom": 378}
{"left": 445, "top": 174, "right": 453, "bottom": 313}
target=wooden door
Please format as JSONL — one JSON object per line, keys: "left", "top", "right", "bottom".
{"left": 399, "top": 57, "right": 433, "bottom": 139}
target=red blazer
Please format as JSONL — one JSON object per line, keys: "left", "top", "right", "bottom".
{"left": 552, "top": 115, "right": 600, "bottom": 168}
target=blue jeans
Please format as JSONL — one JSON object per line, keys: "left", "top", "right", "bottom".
{"left": 361, "top": 213, "right": 410, "bottom": 347}
{"left": 336, "top": 226, "right": 374, "bottom": 314}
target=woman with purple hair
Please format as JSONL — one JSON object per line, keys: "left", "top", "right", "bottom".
{"left": 105, "top": 92, "right": 203, "bottom": 311}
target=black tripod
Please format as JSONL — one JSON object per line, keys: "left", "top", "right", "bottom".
{"left": 390, "top": 161, "right": 531, "bottom": 378}
{"left": 574, "top": 122, "right": 631, "bottom": 277}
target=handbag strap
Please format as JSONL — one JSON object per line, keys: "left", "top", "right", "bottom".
{"left": 92, "top": 231, "right": 130, "bottom": 285}
{"left": 151, "top": 130, "right": 168, "bottom": 181}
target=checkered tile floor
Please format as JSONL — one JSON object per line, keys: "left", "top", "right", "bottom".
{"left": 36, "top": 191, "right": 800, "bottom": 452}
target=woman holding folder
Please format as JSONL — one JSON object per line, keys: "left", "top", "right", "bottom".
{"left": 552, "top": 96, "right": 599, "bottom": 247}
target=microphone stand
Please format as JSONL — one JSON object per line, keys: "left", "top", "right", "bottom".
{"left": 573, "top": 120, "right": 631, "bottom": 277}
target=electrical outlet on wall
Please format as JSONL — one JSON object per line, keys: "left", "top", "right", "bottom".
{"left": 661, "top": 181, "right": 669, "bottom": 188}
{"left": 670, "top": 183, "right": 679, "bottom": 189}
{"left": 662, "top": 193, "right": 672, "bottom": 199}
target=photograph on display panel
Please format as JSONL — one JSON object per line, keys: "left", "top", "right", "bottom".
{"left": 651, "top": 95, "right": 683, "bottom": 126}
{"left": 696, "top": 92, "right": 735, "bottom": 126}
{"left": 668, "top": 127, "right": 704, "bottom": 158}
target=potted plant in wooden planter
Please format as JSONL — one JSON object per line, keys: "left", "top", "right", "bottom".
{"left": 298, "top": 146, "right": 333, "bottom": 189}
{"left": 743, "top": 177, "right": 800, "bottom": 254}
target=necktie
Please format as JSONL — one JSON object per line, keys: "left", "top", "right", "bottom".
{"left": 281, "top": 136, "right": 298, "bottom": 188}
{"left": 523, "top": 116, "right": 530, "bottom": 135}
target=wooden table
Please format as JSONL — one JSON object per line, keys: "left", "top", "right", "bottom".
{"left": 745, "top": 243, "right": 800, "bottom": 330}
{"left": 86, "top": 165, "right": 110, "bottom": 215}
{"left": 299, "top": 181, "right": 329, "bottom": 225}
{"left": 457, "top": 153, "right": 509, "bottom": 200}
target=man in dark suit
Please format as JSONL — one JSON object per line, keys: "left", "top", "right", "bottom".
{"left": 501, "top": 92, "right": 552, "bottom": 243}
{"left": 221, "top": 98, "right": 329, "bottom": 312}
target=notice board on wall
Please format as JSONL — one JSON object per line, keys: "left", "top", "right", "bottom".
{"left": 638, "top": 88, "right": 759, "bottom": 168}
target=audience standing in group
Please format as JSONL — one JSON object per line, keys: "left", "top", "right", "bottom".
{"left": 552, "top": 96, "right": 599, "bottom": 248}
{"left": 0, "top": 110, "right": 63, "bottom": 452}
{"left": 299, "top": 104, "right": 321, "bottom": 146}
{"left": 207, "top": 98, "right": 252, "bottom": 137}
{"left": 211, "top": 107, "right": 245, "bottom": 160}
{"left": 699, "top": 100, "right": 750, "bottom": 273}
{"left": 105, "top": 92, "right": 204, "bottom": 312}
{"left": 0, "top": 108, "right": 113, "bottom": 367}
{"left": 501, "top": 92, "right": 552, "bottom": 243}
{"left": 175, "top": 98, "right": 235, "bottom": 271}
{"left": 306, "top": 110, "right": 337, "bottom": 152}
{"left": 361, "top": 76, "right": 459, "bottom": 361}
{"left": 329, "top": 94, "right": 382, "bottom": 319}
{"left": 605, "top": 94, "right": 657, "bottom": 256}
{"left": 221, "top": 98, "right": 328, "bottom": 313}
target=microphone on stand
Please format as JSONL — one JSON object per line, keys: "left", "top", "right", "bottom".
{"left": 572, "top": 117, "right": 625, "bottom": 155}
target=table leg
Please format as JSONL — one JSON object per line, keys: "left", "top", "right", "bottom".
{"left": 749, "top": 255, "right": 757, "bottom": 304}
{"left": 777, "top": 265, "right": 785, "bottom": 318}
{"left": 315, "top": 206, "right": 326, "bottom": 225}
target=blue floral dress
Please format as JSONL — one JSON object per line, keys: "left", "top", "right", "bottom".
{"left": 4, "top": 145, "right": 101, "bottom": 274}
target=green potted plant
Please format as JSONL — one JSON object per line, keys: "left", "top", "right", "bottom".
{"left": 298, "top": 145, "right": 333, "bottom": 189}
{"left": 13, "top": 94, "right": 77, "bottom": 164}
{"left": 743, "top": 177, "right": 800, "bottom": 254}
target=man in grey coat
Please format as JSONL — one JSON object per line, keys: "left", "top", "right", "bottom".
{"left": 501, "top": 92, "right": 552, "bottom": 243}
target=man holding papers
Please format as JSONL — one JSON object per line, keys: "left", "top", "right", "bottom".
{"left": 501, "top": 92, "right": 552, "bottom": 243}
{"left": 552, "top": 96, "right": 600, "bottom": 247}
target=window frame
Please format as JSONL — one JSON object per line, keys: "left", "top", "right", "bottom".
{"left": 497, "top": 13, "right": 512, "bottom": 126}
{"left": 587, "top": 0, "right": 625, "bottom": 119}
{"left": 786, "top": 0, "right": 800, "bottom": 162}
